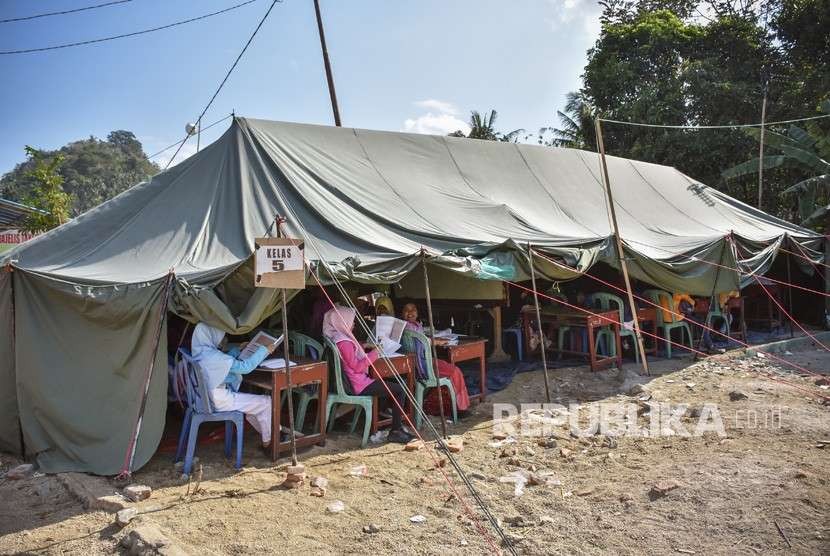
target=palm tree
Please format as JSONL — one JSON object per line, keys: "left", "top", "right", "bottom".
{"left": 722, "top": 100, "right": 830, "bottom": 227}
{"left": 546, "top": 91, "right": 595, "bottom": 149}
{"left": 448, "top": 109, "right": 524, "bottom": 142}
{"left": 468, "top": 110, "right": 500, "bottom": 140}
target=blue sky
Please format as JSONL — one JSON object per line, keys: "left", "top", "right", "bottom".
{"left": 0, "top": 0, "right": 602, "bottom": 174}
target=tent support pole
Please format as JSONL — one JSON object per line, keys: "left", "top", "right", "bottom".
{"left": 786, "top": 246, "right": 794, "bottom": 339}
{"left": 118, "top": 270, "right": 175, "bottom": 480}
{"left": 277, "top": 218, "right": 299, "bottom": 466}
{"left": 527, "top": 244, "right": 552, "bottom": 403}
{"left": 313, "top": 0, "right": 342, "bottom": 127}
{"left": 594, "top": 118, "right": 650, "bottom": 376}
{"left": 421, "top": 251, "right": 448, "bottom": 440}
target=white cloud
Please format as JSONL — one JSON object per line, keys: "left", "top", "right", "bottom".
{"left": 545, "top": 0, "right": 601, "bottom": 40}
{"left": 414, "top": 99, "right": 460, "bottom": 115}
{"left": 402, "top": 99, "right": 470, "bottom": 136}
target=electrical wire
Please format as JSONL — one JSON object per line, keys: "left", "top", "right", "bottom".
{"left": 165, "top": 0, "right": 280, "bottom": 169}
{"left": 0, "top": 0, "right": 261, "bottom": 55}
{"left": 599, "top": 113, "right": 830, "bottom": 130}
{"left": 146, "top": 113, "right": 233, "bottom": 160}
{"left": 0, "top": 0, "right": 132, "bottom": 24}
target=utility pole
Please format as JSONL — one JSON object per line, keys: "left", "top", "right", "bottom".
{"left": 757, "top": 81, "right": 768, "bottom": 209}
{"left": 313, "top": 0, "right": 341, "bottom": 126}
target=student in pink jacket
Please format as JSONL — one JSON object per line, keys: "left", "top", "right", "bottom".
{"left": 323, "top": 305, "right": 414, "bottom": 444}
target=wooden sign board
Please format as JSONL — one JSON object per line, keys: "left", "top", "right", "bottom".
{"left": 254, "top": 237, "right": 305, "bottom": 289}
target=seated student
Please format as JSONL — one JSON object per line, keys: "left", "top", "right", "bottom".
{"left": 400, "top": 303, "right": 471, "bottom": 415}
{"left": 375, "top": 296, "right": 394, "bottom": 318}
{"left": 322, "top": 306, "right": 414, "bottom": 444}
{"left": 671, "top": 293, "right": 714, "bottom": 351}
{"left": 191, "top": 323, "right": 276, "bottom": 448}
{"left": 718, "top": 290, "right": 740, "bottom": 333}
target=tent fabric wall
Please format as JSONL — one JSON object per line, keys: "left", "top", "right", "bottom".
{"left": 0, "top": 270, "right": 20, "bottom": 454}
{"left": 0, "top": 116, "right": 823, "bottom": 474}
{"left": 14, "top": 272, "right": 169, "bottom": 474}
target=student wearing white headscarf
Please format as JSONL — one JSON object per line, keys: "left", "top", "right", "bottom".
{"left": 191, "top": 323, "right": 276, "bottom": 447}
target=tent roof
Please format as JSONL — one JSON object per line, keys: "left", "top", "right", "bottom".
{"left": 3, "top": 116, "right": 820, "bottom": 284}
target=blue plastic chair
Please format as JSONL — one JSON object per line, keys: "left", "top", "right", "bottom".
{"left": 174, "top": 349, "right": 244, "bottom": 476}
{"left": 503, "top": 327, "right": 523, "bottom": 361}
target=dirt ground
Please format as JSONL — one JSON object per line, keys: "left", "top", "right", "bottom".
{"left": 1, "top": 346, "right": 829, "bottom": 555}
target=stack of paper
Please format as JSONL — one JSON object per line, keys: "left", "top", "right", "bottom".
{"left": 431, "top": 328, "right": 460, "bottom": 345}
{"left": 259, "top": 358, "right": 296, "bottom": 370}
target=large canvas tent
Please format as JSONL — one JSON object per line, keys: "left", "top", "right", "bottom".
{"left": 0, "top": 116, "right": 823, "bottom": 474}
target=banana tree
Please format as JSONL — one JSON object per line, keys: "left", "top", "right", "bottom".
{"left": 722, "top": 100, "right": 830, "bottom": 227}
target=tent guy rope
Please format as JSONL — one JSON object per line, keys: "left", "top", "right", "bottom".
{"left": 530, "top": 248, "right": 830, "bottom": 383}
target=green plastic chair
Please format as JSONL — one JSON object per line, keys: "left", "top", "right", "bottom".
{"left": 557, "top": 294, "right": 614, "bottom": 358}
{"left": 282, "top": 332, "right": 324, "bottom": 432}
{"left": 643, "top": 289, "right": 693, "bottom": 358}
{"left": 542, "top": 292, "right": 575, "bottom": 358}
{"left": 322, "top": 336, "right": 374, "bottom": 447}
{"left": 590, "top": 292, "right": 639, "bottom": 362}
{"left": 400, "top": 329, "right": 458, "bottom": 429}
{"left": 704, "top": 298, "right": 730, "bottom": 343}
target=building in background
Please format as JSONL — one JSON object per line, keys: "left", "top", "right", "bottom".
{"left": 0, "top": 199, "right": 44, "bottom": 253}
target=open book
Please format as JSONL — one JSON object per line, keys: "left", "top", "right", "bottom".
{"left": 239, "top": 331, "right": 284, "bottom": 360}
{"left": 374, "top": 316, "right": 407, "bottom": 355}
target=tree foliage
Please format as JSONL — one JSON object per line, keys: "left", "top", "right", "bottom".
{"left": 1, "top": 130, "right": 158, "bottom": 217}
{"left": 19, "top": 146, "right": 71, "bottom": 233}
{"left": 723, "top": 100, "right": 830, "bottom": 227}
{"left": 451, "top": 110, "right": 524, "bottom": 142}
{"left": 569, "top": 0, "right": 828, "bottom": 223}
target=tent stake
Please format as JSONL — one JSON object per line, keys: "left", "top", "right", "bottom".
{"left": 527, "top": 243, "right": 552, "bottom": 403}
{"left": 594, "top": 118, "right": 650, "bottom": 376}
{"left": 421, "top": 251, "right": 448, "bottom": 440}
{"left": 277, "top": 218, "right": 299, "bottom": 466}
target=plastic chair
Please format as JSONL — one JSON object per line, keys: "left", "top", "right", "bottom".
{"left": 590, "top": 293, "right": 640, "bottom": 362}
{"left": 174, "top": 349, "right": 244, "bottom": 476}
{"left": 502, "top": 326, "right": 523, "bottom": 361}
{"left": 400, "top": 329, "right": 459, "bottom": 429}
{"left": 283, "top": 332, "right": 324, "bottom": 431}
{"left": 643, "top": 289, "right": 693, "bottom": 358}
{"left": 705, "top": 298, "right": 730, "bottom": 344}
{"left": 322, "top": 337, "right": 375, "bottom": 447}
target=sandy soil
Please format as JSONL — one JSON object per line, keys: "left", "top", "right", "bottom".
{"left": 1, "top": 347, "right": 828, "bottom": 555}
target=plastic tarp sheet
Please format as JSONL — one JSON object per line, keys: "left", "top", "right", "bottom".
{"left": 0, "top": 116, "right": 823, "bottom": 474}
